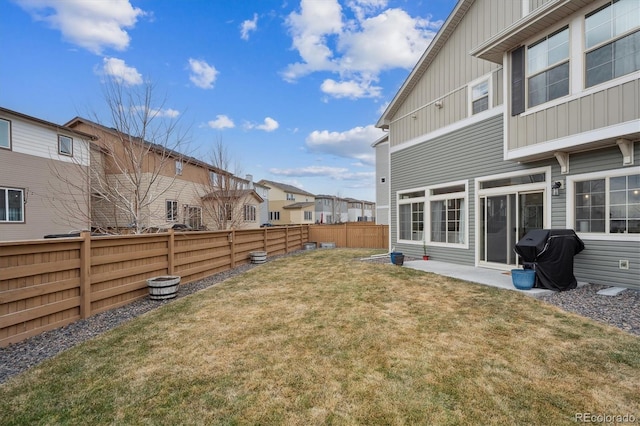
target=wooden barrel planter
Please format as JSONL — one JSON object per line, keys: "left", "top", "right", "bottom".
{"left": 147, "top": 276, "right": 180, "bottom": 300}
{"left": 250, "top": 251, "right": 267, "bottom": 264}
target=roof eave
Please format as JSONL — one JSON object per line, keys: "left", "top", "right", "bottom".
{"left": 471, "top": 0, "right": 592, "bottom": 63}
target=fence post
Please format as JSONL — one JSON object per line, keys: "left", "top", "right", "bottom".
{"left": 264, "top": 227, "right": 268, "bottom": 252}
{"left": 168, "top": 229, "right": 175, "bottom": 276}
{"left": 79, "top": 231, "right": 91, "bottom": 319}
{"left": 229, "top": 230, "right": 236, "bottom": 268}
{"left": 285, "top": 226, "right": 289, "bottom": 253}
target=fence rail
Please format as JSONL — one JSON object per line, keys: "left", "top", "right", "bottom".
{"left": 0, "top": 226, "right": 309, "bottom": 347}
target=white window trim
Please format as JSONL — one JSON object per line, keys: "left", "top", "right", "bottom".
{"left": 566, "top": 166, "right": 640, "bottom": 242}
{"left": 396, "top": 186, "right": 426, "bottom": 245}
{"left": 468, "top": 75, "right": 492, "bottom": 117}
{"left": 175, "top": 160, "right": 183, "bottom": 176}
{"left": 526, "top": 25, "right": 571, "bottom": 109}
{"left": 426, "top": 180, "right": 469, "bottom": 249}
{"left": 0, "top": 186, "right": 25, "bottom": 223}
{"left": 0, "top": 118, "right": 12, "bottom": 150}
{"left": 166, "top": 200, "right": 178, "bottom": 222}
{"left": 58, "top": 135, "right": 73, "bottom": 157}
{"left": 475, "top": 167, "right": 552, "bottom": 266}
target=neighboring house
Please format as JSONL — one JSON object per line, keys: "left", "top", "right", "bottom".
{"left": 346, "top": 198, "right": 376, "bottom": 222}
{"left": 258, "top": 180, "right": 315, "bottom": 225}
{"left": 315, "top": 194, "right": 348, "bottom": 224}
{"left": 0, "top": 107, "right": 94, "bottom": 241}
{"left": 253, "top": 180, "right": 270, "bottom": 226}
{"left": 372, "top": 134, "right": 390, "bottom": 225}
{"left": 376, "top": 0, "right": 639, "bottom": 289}
{"left": 67, "top": 117, "right": 262, "bottom": 231}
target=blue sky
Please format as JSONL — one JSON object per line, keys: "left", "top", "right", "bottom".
{"left": 1, "top": 0, "right": 457, "bottom": 201}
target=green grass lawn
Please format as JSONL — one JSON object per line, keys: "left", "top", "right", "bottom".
{"left": 1, "top": 249, "right": 638, "bottom": 425}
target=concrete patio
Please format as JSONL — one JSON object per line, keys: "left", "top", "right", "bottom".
{"left": 401, "top": 259, "right": 555, "bottom": 297}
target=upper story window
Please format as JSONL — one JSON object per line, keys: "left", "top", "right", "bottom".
{"left": 58, "top": 135, "right": 73, "bottom": 156}
{"left": 0, "top": 119, "right": 10, "bottom": 150}
{"left": 286, "top": 193, "right": 295, "bottom": 201}
{"left": 0, "top": 187, "right": 24, "bottom": 223}
{"left": 470, "top": 78, "right": 490, "bottom": 115}
{"left": 585, "top": 0, "right": 640, "bottom": 88}
{"left": 175, "top": 160, "right": 183, "bottom": 176}
{"left": 527, "top": 26, "right": 570, "bottom": 107}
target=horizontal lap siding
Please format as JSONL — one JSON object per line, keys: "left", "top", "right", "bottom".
{"left": 391, "top": 114, "right": 551, "bottom": 263}
{"left": 559, "top": 144, "right": 640, "bottom": 290}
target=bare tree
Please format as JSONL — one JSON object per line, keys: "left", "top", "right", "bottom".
{"left": 199, "top": 138, "right": 259, "bottom": 230}
{"left": 50, "top": 79, "right": 190, "bottom": 234}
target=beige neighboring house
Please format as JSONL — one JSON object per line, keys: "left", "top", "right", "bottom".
{"left": 66, "top": 117, "right": 263, "bottom": 232}
{"left": 0, "top": 107, "right": 94, "bottom": 241}
{"left": 258, "top": 180, "right": 315, "bottom": 225}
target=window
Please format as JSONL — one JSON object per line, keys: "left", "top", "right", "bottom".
{"left": 220, "top": 203, "right": 232, "bottom": 221}
{"left": 574, "top": 173, "right": 640, "bottom": 234}
{"left": 244, "top": 205, "right": 256, "bottom": 222}
{"left": 166, "top": 200, "right": 178, "bottom": 221}
{"left": 269, "top": 211, "right": 280, "bottom": 221}
{"left": 470, "top": 78, "right": 490, "bottom": 115}
{"left": 430, "top": 184, "right": 466, "bottom": 245}
{"left": 380, "top": 177, "right": 386, "bottom": 183}
{"left": 0, "top": 187, "right": 24, "bottom": 222}
{"left": 186, "top": 206, "right": 202, "bottom": 229}
{"left": 286, "top": 193, "right": 295, "bottom": 201}
{"left": 175, "top": 160, "right": 183, "bottom": 176}
{"left": 58, "top": 135, "right": 73, "bottom": 156}
{"left": 398, "top": 190, "right": 425, "bottom": 241}
{"left": 585, "top": 0, "right": 640, "bottom": 88}
{"left": 527, "top": 27, "right": 570, "bottom": 107}
{"left": 209, "top": 171, "right": 219, "bottom": 186}
{"left": 304, "top": 211, "right": 312, "bottom": 221}
{"left": 0, "top": 119, "right": 11, "bottom": 149}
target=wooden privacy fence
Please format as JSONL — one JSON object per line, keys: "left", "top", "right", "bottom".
{"left": 0, "top": 226, "right": 308, "bottom": 347}
{"left": 308, "top": 223, "right": 389, "bottom": 249}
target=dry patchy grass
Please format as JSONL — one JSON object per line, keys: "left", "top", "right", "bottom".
{"left": 1, "top": 249, "right": 638, "bottom": 425}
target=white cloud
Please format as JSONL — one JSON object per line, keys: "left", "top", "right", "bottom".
{"left": 99, "top": 57, "right": 143, "bottom": 86}
{"left": 188, "top": 58, "right": 218, "bottom": 89}
{"left": 320, "top": 78, "right": 381, "bottom": 99}
{"left": 283, "top": 1, "right": 442, "bottom": 99}
{"left": 207, "top": 115, "right": 235, "bottom": 129}
{"left": 130, "top": 105, "right": 180, "bottom": 118}
{"left": 15, "top": 0, "right": 145, "bottom": 54}
{"left": 240, "top": 13, "right": 258, "bottom": 40}
{"left": 246, "top": 117, "right": 279, "bottom": 132}
{"left": 305, "top": 124, "right": 385, "bottom": 165}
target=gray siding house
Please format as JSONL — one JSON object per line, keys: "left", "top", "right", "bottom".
{"left": 376, "top": 0, "right": 639, "bottom": 289}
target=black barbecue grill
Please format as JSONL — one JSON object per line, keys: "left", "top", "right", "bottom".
{"left": 514, "top": 229, "right": 585, "bottom": 291}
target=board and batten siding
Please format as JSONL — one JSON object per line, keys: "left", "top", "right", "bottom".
{"left": 509, "top": 67, "right": 639, "bottom": 150}
{"left": 390, "top": 0, "right": 520, "bottom": 148}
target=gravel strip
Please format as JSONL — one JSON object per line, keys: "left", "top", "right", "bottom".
{"left": 2, "top": 253, "right": 638, "bottom": 385}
